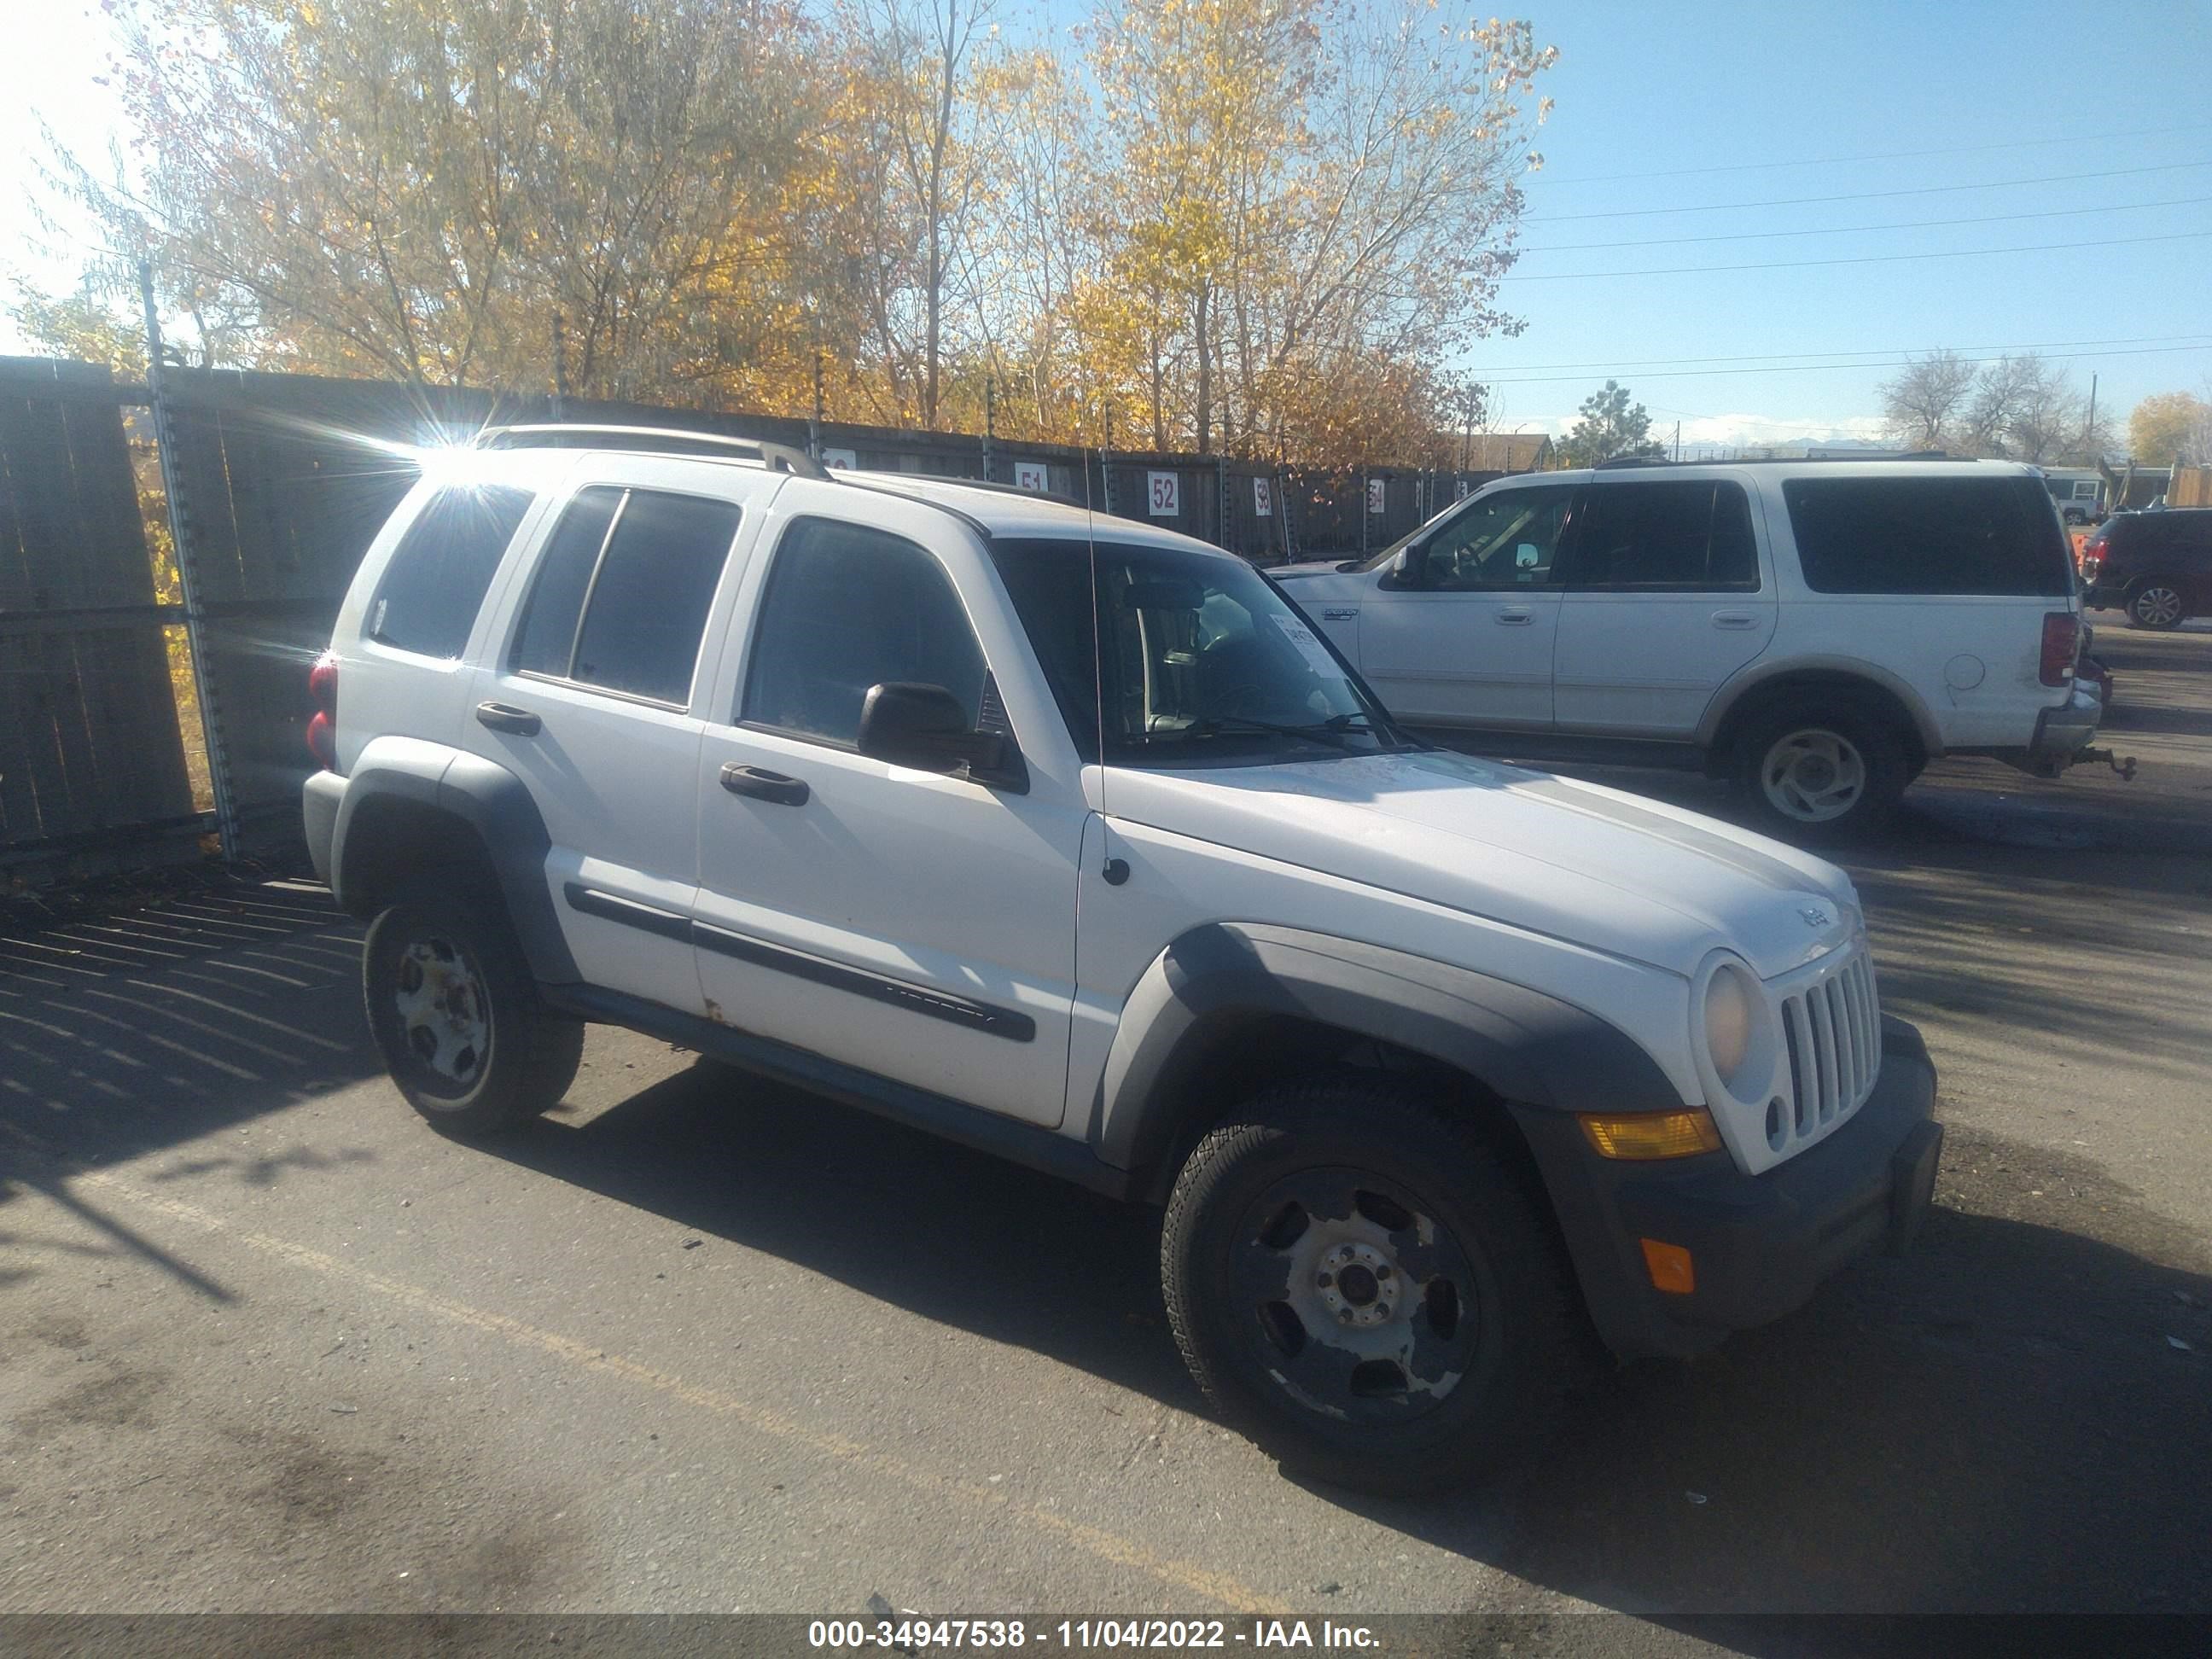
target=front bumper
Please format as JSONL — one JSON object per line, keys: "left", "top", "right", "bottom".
{"left": 1511, "top": 1016, "right": 1941, "bottom": 1360}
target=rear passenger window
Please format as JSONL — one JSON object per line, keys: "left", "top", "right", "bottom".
{"left": 741, "top": 518, "right": 987, "bottom": 747}
{"left": 367, "top": 486, "right": 534, "bottom": 659}
{"left": 1784, "top": 477, "right": 2072, "bottom": 596}
{"left": 509, "top": 486, "right": 741, "bottom": 704}
{"left": 1564, "top": 481, "right": 1758, "bottom": 591}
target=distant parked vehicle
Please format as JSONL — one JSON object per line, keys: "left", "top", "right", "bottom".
{"left": 2081, "top": 508, "right": 2212, "bottom": 629}
{"left": 1275, "top": 458, "right": 2104, "bottom": 839}
{"left": 2040, "top": 468, "right": 2103, "bottom": 526}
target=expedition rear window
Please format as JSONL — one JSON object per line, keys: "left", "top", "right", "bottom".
{"left": 1783, "top": 475, "right": 2072, "bottom": 597}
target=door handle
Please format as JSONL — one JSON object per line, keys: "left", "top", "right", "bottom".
{"left": 1494, "top": 607, "right": 1535, "bottom": 626}
{"left": 719, "top": 763, "right": 810, "bottom": 806}
{"left": 1710, "top": 611, "right": 1759, "bottom": 630}
{"left": 474, "top": 701, "right": 541, "bottom": 736}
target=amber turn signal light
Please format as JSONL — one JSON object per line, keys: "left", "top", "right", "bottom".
{"left": 1577, "top": 1109, "right": 1724, "bottom": 1161}
{"left": 1640, "top": 1238, "right": 1697, "bottom": 1294}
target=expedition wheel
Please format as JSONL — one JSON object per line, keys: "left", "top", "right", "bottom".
{"left": 2127, "top": 583, "right": 2187, "bottom": 631}
{"left": 1734, "top": 700, "right": 1909, "bottom": 842}
{"left": 363, "top": 879, "right": 584, "bottom": 1137}
{"left": 1161, "top": 1077, "right": 1577, "bottom": 1496}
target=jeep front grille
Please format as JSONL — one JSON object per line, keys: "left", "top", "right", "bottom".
{"left": 1773, "top": 946, "right": 1880, "bottom": 1153}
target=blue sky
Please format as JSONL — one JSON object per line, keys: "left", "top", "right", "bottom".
{"left": 7, "top": 1, "right": 2209, "bottom": 452}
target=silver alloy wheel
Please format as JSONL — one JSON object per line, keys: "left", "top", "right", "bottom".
{"left": 393, "top": 936, "right": 491, "bottom": 1087}
{"left": 2133, "top": 585, "right": 2185, "bottom": 627}
{"left": 1760, "top": 726, "right": 1867, "bottom": 824}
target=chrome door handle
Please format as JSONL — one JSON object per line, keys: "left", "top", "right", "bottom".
{"left": 719, "top": 763, "right": 810, "bottom": 806}
{"left": 1494, "top": 608, "right": 1535, "bottom": 626}
{"left": 1711, "top": 611, "right": 1759, "bottom": 630}
{"left": 474, "top": 701, "right": 541, "bottom": 736}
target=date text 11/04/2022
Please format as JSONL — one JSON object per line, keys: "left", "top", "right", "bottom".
{"left": 807, "top": 1619, "right": 1380, "bottom": 1650}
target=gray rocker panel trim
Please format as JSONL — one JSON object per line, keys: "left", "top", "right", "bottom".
{"left": 1092, "top": 923, "right": 1685, "bottom": 1182}
{"left": 329, "top": 745, "right": 579, "bottom": 985}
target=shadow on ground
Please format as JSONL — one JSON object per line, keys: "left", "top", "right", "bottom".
{"left": 490, "top": 1049, "right": 2212, "bottom": 1615}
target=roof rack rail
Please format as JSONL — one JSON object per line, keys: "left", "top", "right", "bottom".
{"left": 473, "top": 423, "right": 828, "bottom": 480}
{"left": 1592, "top": 455, "right": 1671, "bottom": 469}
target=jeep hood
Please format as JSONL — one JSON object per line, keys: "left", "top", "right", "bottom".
{"left": 1103, "top": 749, "right": 1860, "bottom": 980}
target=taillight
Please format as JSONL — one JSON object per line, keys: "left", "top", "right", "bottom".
{"left": 2039, "top": 612, "right": 2081, "bottom": 688}
{"left": 306, "top": 651, "right": 338, "bottom": 769}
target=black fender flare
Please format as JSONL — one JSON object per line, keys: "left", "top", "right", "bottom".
{"left": 1091, "top": 922, "right": 1685, "bottom": 1187}
{"left": 330, "top": 741, "right": 579, "bottom": 984}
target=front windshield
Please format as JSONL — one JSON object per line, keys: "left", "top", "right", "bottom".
{"left": 990, "top": 538, "right": 1408, "bottom": 765}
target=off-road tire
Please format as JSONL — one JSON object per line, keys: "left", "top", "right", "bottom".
{"left": 1733, "top": 698, "right": 1911, "bottom": 843}
{"left": 1161, "top": 1074, "right": 1580, "bottom": 1497}
{"left": 363, "top": 876, "right": 584, "bottom": 1137}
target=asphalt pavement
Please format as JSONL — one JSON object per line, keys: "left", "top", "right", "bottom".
{"left": 2, "top": 614, "right": 2207, "bottom": 1631}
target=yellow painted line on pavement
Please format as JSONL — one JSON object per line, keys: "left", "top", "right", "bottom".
{"left": 76, "top": 1169, "right": 1289, "bottom": 1615}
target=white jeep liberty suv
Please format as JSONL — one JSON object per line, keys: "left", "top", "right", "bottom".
{"left": 304, "top": 426, "right": 1943, "bottom": 1495}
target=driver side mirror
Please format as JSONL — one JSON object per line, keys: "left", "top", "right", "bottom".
{"left": 1388, "top": 542, "right": 1427, "bottom": 589}
{"left": 856, "top": 682, "right": 1026, "bottom": 792}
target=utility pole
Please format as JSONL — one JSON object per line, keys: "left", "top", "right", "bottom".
{"left": 551, "top": 312, "right": 568, "bottom": 422}
{"left": 141, "top": 260, "right": 242, "bottom": 863}
{"left": 982, "top": 373, "right": 995, "bottom": 482}
{"left": 2086, "top": 373, "right": 2098, "bottom": 456}
{"left": 1674, "top": 421, "right": 1681, "bottom": 463}
{"left": 809, "top": 348, "right": 824, "bottom": 461}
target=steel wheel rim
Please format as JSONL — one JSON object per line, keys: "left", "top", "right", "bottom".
{"left": 2135, "top": 587, "right": 2183, "bottom": 626}
{"left": 1761, "top": 728, "right": 1866, "bottom": 823}
{"left": 393, "top": 934, "right": 491, "bottom": 1091}
{"left": 1231, "top": 1167, "right": 1480, "bottom": 1425}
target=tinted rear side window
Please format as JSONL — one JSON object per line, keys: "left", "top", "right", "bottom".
{"left": 1565, "top": 480, "right": 1758, "bottom": 590}
{"left": 1784, "top": 476, "right": 2071, "bottom": 596}
{"left": 509, "top": 486, "right": 740, "bottom": 704}
{"left": 368, "top": 486, "right": 535, "bottom": 658}
{"left": 570, "top": 491, "right": 742, "bottom": 702}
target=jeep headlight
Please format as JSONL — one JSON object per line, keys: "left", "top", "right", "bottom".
{"left": 1703, "top": 964, "right": 1755, "bottom": 1084}
{"left": 1694, "top": 953, "right": 1774, "bottom": 1102}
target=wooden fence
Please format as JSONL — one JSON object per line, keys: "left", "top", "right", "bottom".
{"left": 0, "top": 354, "right": 1522, "bottom": 879}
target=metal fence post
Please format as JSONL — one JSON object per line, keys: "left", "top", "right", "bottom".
{"left": 140, "top": 261, "right": 242, "bottom": 863}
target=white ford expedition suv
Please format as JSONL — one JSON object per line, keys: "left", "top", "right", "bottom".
{"left": 1275, "top": 458, "right": 2104, "bottom": 839}
{"left": 303, "top": 426, "right": 1943, "bottom": 1495}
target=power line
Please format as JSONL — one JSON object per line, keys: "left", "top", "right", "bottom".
{"left": 1534, "top": 120, "right": 2212, "bottom": 186}
{"left": 1476, "top": 341, "right": 2212, "bottom": 388}
{"left": 1496, "top": 227, "right": 2212, "bottom": 282}
{"left": 1475, "top": 333, "right": 2212, "bottom": 375}
{"left": 1522, "top": 195, "right": 2212, "bottom": 253}
{"left": 1525, "top": 160, "right": 2212, "bottom": 223}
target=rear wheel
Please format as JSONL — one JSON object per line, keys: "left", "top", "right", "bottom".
{"left": 2128, "top": 583, "right": 2187, "bottom": 630}
{"left": 1161, "top": 1075, "right": 1578, "bottom": 1496}
{"left": 1733, "top": 700, "right": 1910, "bottom": 842}
{"left": 363, "top": 879, "right": 584, "bottom": 1137}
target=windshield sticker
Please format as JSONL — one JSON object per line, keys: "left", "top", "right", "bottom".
{"left": 1272, "top": 614, "right": 1346, "bottom": 678}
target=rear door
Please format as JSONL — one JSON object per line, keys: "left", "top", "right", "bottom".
{"left": 463, "top": 463, "right": 769, "bottom": 1013}
{"left": 1551, "top": 476, "right": 1775, "bottom": 737}
{"left": 1353, "top": 483, "right": 1574, "bottom": 729}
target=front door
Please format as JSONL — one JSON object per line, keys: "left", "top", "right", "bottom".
{"left": 1550, "top": 478, "right": 1777, "bottom": 737}
{"left": 1353, "top": 484, "right": 1575, "bottom": 729}
{"left": 691, "top": 497, "right": 1084, "bottom": 1127}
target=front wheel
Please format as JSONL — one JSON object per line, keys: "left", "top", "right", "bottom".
{"left": 2128, "top": 583, "right": 2187, "bottom": 630}
{"left": 1734, "top": 701, "right": 1910, "bottom": 842}
{"left": 1161, "top": 1077, "right": 1578, "bottom": 1496}
{"left": 363, "top": 881, "right": 584, "bottom": 1137}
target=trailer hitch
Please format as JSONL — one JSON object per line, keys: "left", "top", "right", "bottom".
{"left": 2075, "top": 747, "right": 2137, "bottom": 782}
